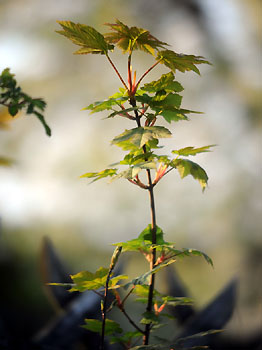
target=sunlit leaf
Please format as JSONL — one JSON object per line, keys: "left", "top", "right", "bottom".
{"left": 162, "top": 246, "right": 213, "bottom": 266}
{"left": 69, "top": 267, "right": 109, "bottom": 292}
{"left": 172, "top": 145, "right": 215, "bottom": 156}
{"left": 104, "top": 19, "right": 168, "bottom": 55}
{"left": 171, "top": 158, "right": 208, "bottom": 191}
{"left": 138, "top": 224, "right": 166, "bottom": 245}
{"left": 83, "top": 96, "right": 129, "bottom": 114}
{"left": 141, "top": 72, "right": 184, "bottom": 93}
{"left": 80, "top": 168, "right": 117, "bottom": 182}
{"left": 83, "top": 318, "right": 123, "bottom": 335}
{"left": 161, "top": 296, "right": 193, "bottom": 307}
{"left": 108, "top": 106, "right": 139, "bottom": 118}
{"left": 112, "top": 126, "right": 171, "bottom": 149}
{"left": 109, "top": 274, "right": 128, "bottom": 289}
{"left": 56, "top": 21, "right": 114, "bottom": 54}
{"left": 124, "top": 258, "right": 177, "bottom": 289}
{"left": 157, "top": 50, "right": 211, "bottom": 75}
{"left": 112, "top": 238, "right": 152, "bottom": 253}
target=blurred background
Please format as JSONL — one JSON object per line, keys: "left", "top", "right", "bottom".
{"left": 0, "top": 0, "right": 261, "bottom": 342}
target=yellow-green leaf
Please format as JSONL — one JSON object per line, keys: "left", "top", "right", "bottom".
{"left": 56, "top": 21, "right": 113, "bottom": 55}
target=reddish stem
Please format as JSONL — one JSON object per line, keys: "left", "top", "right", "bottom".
{"left": 106, "top": 54, "right": 128, "bottom": 90}
{"left": 134, "top": 60, "right": 161, "bottom": 92}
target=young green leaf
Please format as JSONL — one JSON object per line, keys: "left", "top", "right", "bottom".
{"left": 111, "top": 161, "right": 156, "bottom": 181}
{"left": 138, "top": 225, "right": 166, "bottom": 245}
{"left": 80, "top": 168, "right": 117, "bottom": 182}
{"left": 104, "top": 19, "right": 168, "bottom": 55}
{"left": 141, "top": 72, "right": 184, "bottom": 94}
{"left": 112, "top": 238, "right": 152, "bottom": 253}
{"left": 83, "top": 318, "right": 123, "bottom": 335}
{"left": 83, "top": 96, "right": 129, "bottom": 114}
{"left": 172, "top": 145, "right": 215, "bottom": 157}
{"left": 157, "top": 50, "right": 211, "bottom": 75}
{"left": 69, "top": 267, "right": 109, "bottom": 292}
{"left": 112, "top": 126, "right": 172, "bottom": 149}
{"left": 124, "top": 258, "right": 177, "bottom": 289}
{"left": 171, "top": 158, "right": 208, "bottom": 191}
{"left": 56, "top": 21, "right": 113, "bottom": 54}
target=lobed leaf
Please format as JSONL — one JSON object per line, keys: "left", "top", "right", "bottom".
{"left": 141, "top": 72, "right": 184, "bottom": 94}
{"left": 157, "top": 50, "right": 211, "bottom": 75}
{"left": 138, "top": 224, "right": 166, "bottom": 245}
{"left": 112, "top": 238, "right": 152, "bottom": 253}
{"left": 83, "top": 96, "right": 129, "bottom": 114}
{"left": 124, "top": 258, "right": 177, "bottom": 289}
{"left": 171, "top": 158, "right": 208, "bottom": 191}
{"left": 104, "top": 19, "right": 168, "bottom": 55}
{"left": 56, "top": 21, "right": 113, "bottom": 54}
{"left": 69, "top": 267, "right": 109, "bottom": 292}
{"left": 162, "top": 246, "right": 213, "bottom": 267}
{"left": 172, "top": 145, "right": 215, "bottom": 157}
{"left": 80, "top": 168, "right": 117, "bottom": 182}
{"left": 112, "top": 126, "right": 172, "bottom": 149}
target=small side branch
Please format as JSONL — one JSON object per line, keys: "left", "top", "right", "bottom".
{"left": 106, "top": 54, "right": 128, "bottom": 90}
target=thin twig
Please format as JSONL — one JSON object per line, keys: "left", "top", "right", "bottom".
{"left": 106, "top": 54, "right": 128, "bottom": 90}
{"left": 135, "top": 60, "right": 161, "bottom": 91}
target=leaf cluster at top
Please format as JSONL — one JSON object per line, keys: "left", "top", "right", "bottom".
{"left": 0, "top": 68, "right": 51, "bottom": 136}
{"left": 104, "top": 19, "right": 168, "bottom": 55}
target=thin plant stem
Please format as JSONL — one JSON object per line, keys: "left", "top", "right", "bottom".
{"left": 143, "top": 173, "right": 157, "bottom": 345}
{"left": 106, "top": 54, "right": 128, "bottom": 90}
{"left": 135, "top": 60, "right": 161, "bottom": 91}
{"left": 120, "top": 306, "right": 145, "bottom": 334}
{"left": 130, "top": 97, "right": 158, "bottom": 345}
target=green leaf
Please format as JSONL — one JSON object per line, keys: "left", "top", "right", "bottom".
{"left": 111, "top": 161, "right": 156, "bottom": 181}
{"left": 80, "top": 168, "right": 117, "bottom": 182}
{"left": 171, "top": 158, "right": 208, "bottom": 191}
{"left": 1, "top": 68, "right": 50, "bottom": 136}
{"left": 172, "top": 145, "right": 215, "bottom": 156}
{"left": 110, "top": 331, "right": 142, "bottom": 345}
{"left": 124, "top": 258, "right": 177, "bottom": 289}
{"left": 113, "top": 238, "right": 152, "bottom": 253}
{"left": 141, "top": 72, "right": 184, "bottom": 93}
{"left": 109, "top": 274, "right": 128, "bottom": 289}
{"left": 162, "top": 246, "right": 213, "bottom": 267}
{"left": 107, "top": 106, "right": 139, "bottom": 118}
{"left": 104, "top": 19, "right": 168, "bottom": 55}
{"left": 69, "top": 267, "right": 109, "bottom": 292}
{"left": 56, "top": 21, "right": 113, "bottom": 54}
{"left": 83, "top": 96, "right": 129, "bottom": 114}
{"left": 157, "top": 50, "right": 211, "bottom": 74}
{"left": 161, "top": 296, "right": 193, "bottom": 307}
{"left": 8, "top": 105, "right": 18, "bottom": 116}
{"left": 33, "top": 111, "right": 52, "bottom": 136}
{"left": 140, "top": 311, "right": 160, "bottom": 325}
{"left": 83, "top": 318, "right": 123, "bottom": 335}
{"left": 138, "top": 224, "right": 166, "bottom": 245}
{"left": 112, "top": 126, "right": 172, "bottom": 149}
